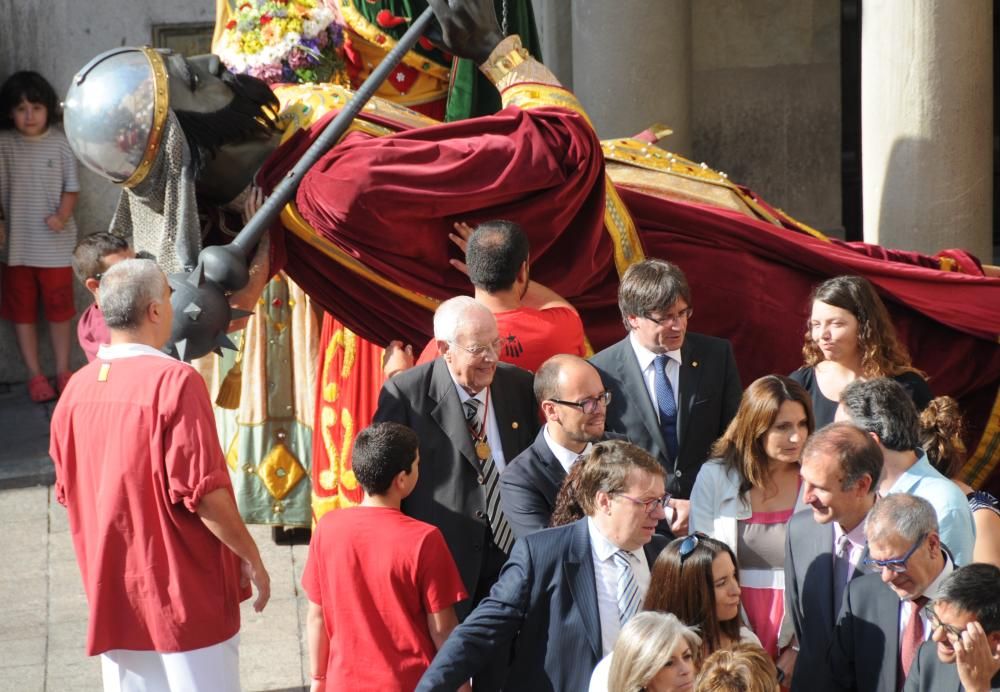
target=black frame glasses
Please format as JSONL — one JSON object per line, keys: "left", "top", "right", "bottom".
{"left": 549, "top": 390, "right": 612, "bottom": 414}
{"left": 644, "top": 307, "right": 693, "bottom": 326}
{"left": 615, "top": 492, "right": 672, "bottom": 515}
{"left": 862, "top": 533, "right": 927, "bottom": 574}
{"left": 925, "top": 600, "right": 966, "bottom": 640}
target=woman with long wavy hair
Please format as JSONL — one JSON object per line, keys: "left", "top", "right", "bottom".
{"left": 690, "top": 375, "right": 813, "bottom": 665}
{"left": 589, "top": 612, "right": 702, "bottom": 692}
{"left": 791, "top": 275, "right": 931, "bottom": 427}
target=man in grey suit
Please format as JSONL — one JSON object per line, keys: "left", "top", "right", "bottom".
{"left": 373, "top": 296, "right": 538, "bottom": 616}
{"left": 590, "top": 258, "right": 741, "bottom": 533}
{"left": 784, "top": 423, "right": 882, "bottom": 691}
{"left": 501, "top": 354, "right": 616, "bottom": 538}
{"left": 418, "top": 440, "right": 670, "bottom": 692}
{"left": 829, "top": 493, "right": 956, "bottom": 692}
{"left": 905, "top": 564, "right": 1000, "bottom": 692}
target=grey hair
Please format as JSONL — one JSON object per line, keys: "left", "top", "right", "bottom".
{"left": 839, "top": 378, "right": 920, "bottom": 452}
{"left": 432, "top": 295, "right": 493, "bottom": 342}
{"left": 607, "top": 611, "right": 701, "bottom": 692}
{"left": 98, "top": 259, "right": 168, "bottom": 330}
{"left": 865, "top": 493, "right": 938, "bottom": 545}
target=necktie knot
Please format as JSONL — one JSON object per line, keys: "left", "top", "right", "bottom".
{"left": 655, "top": 353, "right": 671, "bottom": 372}
{"left": 836, "top": 533, "right": 851, "bottom": 558}
{"left": 464, "top": 398, "right": 481, "bottom": 422}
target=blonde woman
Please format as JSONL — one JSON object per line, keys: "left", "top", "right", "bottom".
{"left": 695, "top": 642, "right": 779, "bottom": 692}
{"left": 589, "top": 612, "right": 702, "bottom": 692}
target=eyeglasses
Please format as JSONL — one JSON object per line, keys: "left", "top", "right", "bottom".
{"left": 677, "top": 533, "right": 706, "bottom": 563}
{"left": 615, "top": 492, "right": 672, "bottom": 515}
{"left": 549, "top": 390, "right": 612, "bottom": 414}
{"left": 645, "top": 307, "right": 693, "bottom": 326}
{"left": 450, "top": 338, "right": 504, "bottom": 358}
{"left": 925, "top": 601, "right": 966, "bottom": 640}
{"left": 862, "top": 533, "right": 927, "bottom": 574}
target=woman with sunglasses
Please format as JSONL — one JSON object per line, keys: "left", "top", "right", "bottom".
{"left": 790, "top": 275, "right": 931, "bottom": 427}
{"left": 588, "top": 611, "right": 702, "bottom": 692}
{"left": 644, "top": 534, "right": 760, "bottom": 656}
{"left": 690, "top": 375, "right": 813, "bottom": 661}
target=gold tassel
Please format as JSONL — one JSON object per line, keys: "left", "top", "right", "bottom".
{"left": 215, "top": 330, "right": 246, "bottom": 410}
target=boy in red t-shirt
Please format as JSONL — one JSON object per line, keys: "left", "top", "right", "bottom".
{"left": 302, "top": 422, "right": 469, "bottom": 692}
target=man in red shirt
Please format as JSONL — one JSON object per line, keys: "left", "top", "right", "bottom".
{"left": 302, "top": 422, "right": 468, "bottom": 691}
{"left": 50, "top": 258, "right": 270, "bottom": 691}
{"left": 386, "top": 220, "right": 586, "bottom": 376}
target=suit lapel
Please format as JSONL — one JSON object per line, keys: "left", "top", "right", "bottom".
{"left": 678, "top": 340, "right": 703, "bottom": 451}
{"left": 613, "top": 339, "right": 668, "bottom": 457}
{"left": 428, "top": 359, "right": 480, "bottom": 472}
{"left": 533, "top": 430, "right": 568, "bottom": 493}
{"left": 878, "top": 588, "right": 902, "bottom": 692}
{"left": 565, "top": 519, "right": 602, "bottom": 660}
{"left": 491, "top": 366, "right": 528, "bottom": 460}
{"left": 802, "top": 520, "right": 838, "bottom": 631}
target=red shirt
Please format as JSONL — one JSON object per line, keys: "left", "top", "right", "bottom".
{"left": 75, "top": 303, "right": 109, "bottom": 362}
{"left": 417, "top": 305, "right": 586, "bottom": 372}
{"left": 302, "top": 506, "right": 468, "bottom": 691}
{"left": 50, "top": 350, "right": 246, "bottom": 655}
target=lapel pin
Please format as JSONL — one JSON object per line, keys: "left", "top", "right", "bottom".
{"left": 512, "top": 422, "right": 519, "bottom": 429}
{"left": 692, "top": 361, "right": 699, "bottom": 368}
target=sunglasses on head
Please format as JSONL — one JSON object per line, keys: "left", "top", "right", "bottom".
{"left": 678, "top": 533, "right": 707, "bottom": 563}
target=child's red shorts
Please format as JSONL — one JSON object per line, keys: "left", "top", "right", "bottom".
{"left": 0, "top": 265, "right": 76, "bottom": 323}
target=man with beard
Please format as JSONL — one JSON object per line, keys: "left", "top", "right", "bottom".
{"left": 501, "top": 354, "right": 619, "bottom": 538}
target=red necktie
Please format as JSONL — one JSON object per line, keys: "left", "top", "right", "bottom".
{"left": 899, "top": 596, "right": 929, "bottom": 688}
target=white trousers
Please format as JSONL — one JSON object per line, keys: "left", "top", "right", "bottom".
{"left": 100, "top": 633, "right": 240, "bottom": 692}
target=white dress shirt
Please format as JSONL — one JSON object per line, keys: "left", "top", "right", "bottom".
{"left": 447, "top": 371, "right": 507, "bottom": 471}
{"left": 588, "top": 517, "right": 652, "bottom": 655}
{"left": 628, "top": 332, "right": 682, "bottom": 432}
{"left": 543, "top": 424, "right": 592, "bottom": 475}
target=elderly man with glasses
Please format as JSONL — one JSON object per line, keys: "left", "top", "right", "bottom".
{"left": 905, "top": 563, "right": 1000, "bottom": 692}
{"left": 829, "top": 493, "right": 956, "bottom": 692}
{"left": 501, "top": 354, "right": 632, "bottom": 539}
{"left": 591, "top": 258, "right": 742, "bottom": 534}
{"left": 373, "top": 295, "right": 538, "bottom": 621}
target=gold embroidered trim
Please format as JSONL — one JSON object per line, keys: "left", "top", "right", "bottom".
{"left": 339, "top": 0, "right": 451, "bottom": 81}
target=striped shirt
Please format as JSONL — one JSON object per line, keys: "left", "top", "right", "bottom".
{"left": 0, "top": 127, "right": 79, "bottom": 267}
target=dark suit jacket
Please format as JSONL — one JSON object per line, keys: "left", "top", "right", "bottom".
{"left": 417, "top": 517, "right": 668, "bottom": 692}
{"left": 500, "top": 428, "right": 627, "bottom": 539}
{"left": 373, "top": 358, "right": 538, "bottom": 614}
{"left": 590, "top": 332, "right": 742, "bottom": 498}
{"left": 904, "top": 640, "right": 1000, "bottom": 691}
{"left": 828, "top": 572, "right": 903, "bottom": 692}
{"left": 785, "top": 510, "right": 868, "bottom": 692}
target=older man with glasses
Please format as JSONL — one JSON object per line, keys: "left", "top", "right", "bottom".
{"left": 373, "top": 295, "right": 538, "bottom": 621}
{"left": 905, "top": 563, "right": 1000, "bottom": 692}
{"left": 501, "top": 354, "right": 632, "bottom": 539}
{"left": 829, "top": 493, "right": 956, "bottom": 692}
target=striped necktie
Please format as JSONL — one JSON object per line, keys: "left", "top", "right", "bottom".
{"left": 464, "top": 398, "right": 514, "bottom": 553}
{"left": 653, "top": 354, "right": 679, "bottom": 462}
{"left": 613, "top": 549, "right": 640, "bottom": 626}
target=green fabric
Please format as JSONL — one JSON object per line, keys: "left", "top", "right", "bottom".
{"left": 445, "top": 0, "right": 542, "bottom": 121}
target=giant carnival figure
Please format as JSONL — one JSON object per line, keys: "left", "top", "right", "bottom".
{"left": 63, "top": 0, "right": 1000, "bottom": 538}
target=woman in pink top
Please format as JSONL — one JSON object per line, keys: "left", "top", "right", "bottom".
{"left": 690, "top": 376, "right": 815, "bottom": 667}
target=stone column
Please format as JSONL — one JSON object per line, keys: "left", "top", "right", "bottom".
{"left": 570, "top": 0, "right": 692, "bottom": 154}
{"left": 861, "top": 0, "right": 993, "bottom": 260}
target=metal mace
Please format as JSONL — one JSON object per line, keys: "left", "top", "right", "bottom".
{"left": 168, "top": 6, "right": 436, "bottom": 362}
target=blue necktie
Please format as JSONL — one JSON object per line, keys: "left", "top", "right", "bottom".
{"left": 653, "top": 354, "right": 679, "bottom": 462}
{"left": 613, "top": 550, "right": 640, "bottom": 626}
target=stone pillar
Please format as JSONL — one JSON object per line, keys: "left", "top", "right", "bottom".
{"left": 531, "top": 0, "right": 574, "bottom": 89}
{"left": 570, "top": 0, "right": 692, "bottom": 154}
{"left": 861, "top": 0, "right": 993, "bottom": 260}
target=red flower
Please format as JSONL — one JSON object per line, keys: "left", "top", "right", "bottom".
{"left": 376, "top": 9, "right": 408, "bottom": 28}
{"left": 260, "top": 14, "right": 273, "bottom": 24}
{"left": 226, "top": 19, "right": 237, "bottom": 29}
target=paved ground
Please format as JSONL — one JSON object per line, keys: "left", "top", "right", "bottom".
{"left": 0, "top": 384, "right": 313, "bottom": 691}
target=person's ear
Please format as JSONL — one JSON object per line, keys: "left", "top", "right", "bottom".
{"left": 625, "top": 314, "right": 641, "bottom": 331}
{"left": 437, "top": 339, "right": 450, "bottom": 358}
{"left": 596, "top": 490, "right": 613, "bottom": 515}
{"left": 84, "top": 277, "right": 100, "bottom": 296}
{"left": 541, "top": 400, "right": 559, "bottom": 422}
